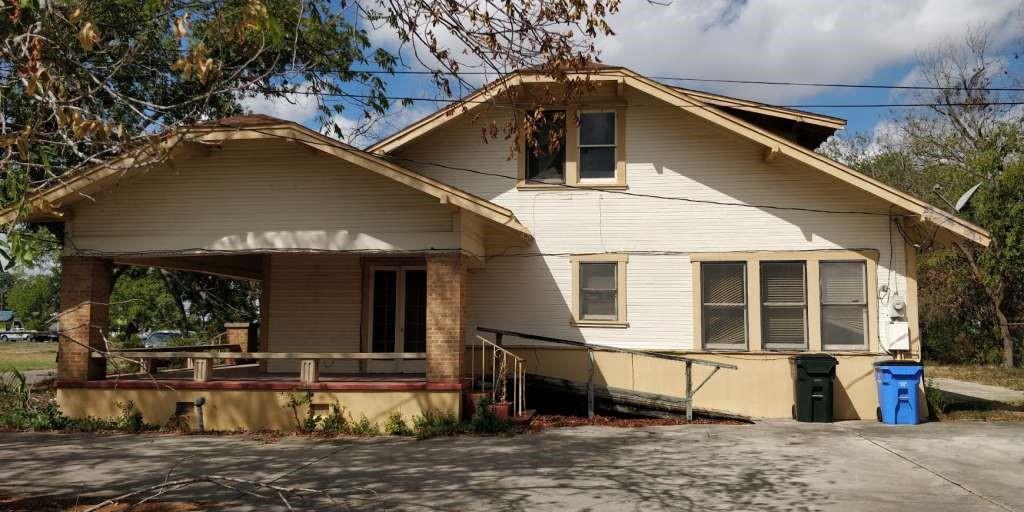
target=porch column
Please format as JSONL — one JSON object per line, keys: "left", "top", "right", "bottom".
{"left": 426, "top": 254, "right": 467, "bottom": 383}
{"left": 224, "top": 322, "right": 252, "bottom": 352}
{"left": 57, "top": 256, "right": 112, "bottom": 382}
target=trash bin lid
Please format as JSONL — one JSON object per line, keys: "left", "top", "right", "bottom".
{"left": 792, "top": 354, "right": 838, "bottom": 363}
{"left": 873, "top": 360, "right": 922, "bottom": 367}
{"left": 792, "top": 353, "right": 838, "bottom": 372}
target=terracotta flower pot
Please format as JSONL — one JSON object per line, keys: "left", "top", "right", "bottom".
{"left": 490, "top": 401, "right": 511, "bottom": 420}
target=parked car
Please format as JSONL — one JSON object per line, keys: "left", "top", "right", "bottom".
{"left": 141, "top": 330, "right": 196, "bottom": 348}
{"left": 32, "top": 331, "right": 59, "bottom": 342}
{"left": 0, "top": 321, "right": 32, "bottom": 342}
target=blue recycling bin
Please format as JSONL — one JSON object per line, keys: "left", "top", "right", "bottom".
{"left": 874, "top": 360, "right": 924, "bottom": 425}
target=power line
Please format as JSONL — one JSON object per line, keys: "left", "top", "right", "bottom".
{"left": 246, "top": 87, "right": 1024, "bottom": 109}
{"left": 381, "top": 153, "right": 900, "bottom": 217}
{"left": 344, "top": 68, "right": 1024, "bottom": 93}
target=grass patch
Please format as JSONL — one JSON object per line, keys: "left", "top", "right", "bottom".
{"left": 926, "top": 364, "right": 1024, "bottom": 392}
{"left": 0, "top": 342, "right": 57, "bottom": 372}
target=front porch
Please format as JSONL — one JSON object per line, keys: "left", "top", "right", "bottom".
{"left": 55, "top": 251, "right": 476, "bottom": 430}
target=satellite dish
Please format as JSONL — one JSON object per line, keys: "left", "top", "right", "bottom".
{"left": 955, "top": 182, "right": 983, "bottom": 212}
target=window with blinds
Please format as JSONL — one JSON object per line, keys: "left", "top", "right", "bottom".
{"left": 701, "top": 262, "right": 747, "bottom": 349}
{"left": 820, "top": 261, "right": 868, "bottom": 350}
{"left": 761, "top": 261, "right": 807, "bottom": 350}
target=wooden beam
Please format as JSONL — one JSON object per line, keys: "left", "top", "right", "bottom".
{"left": 114, "top": 255, "right": 264, "bottom": 281}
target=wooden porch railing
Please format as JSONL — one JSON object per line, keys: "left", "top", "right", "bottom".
{"left": 93, "top": 350, "right": 427, "bottom": 383}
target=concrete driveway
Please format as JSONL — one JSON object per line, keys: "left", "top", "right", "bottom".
{"left": 0, "top": 421, "right": 1021, "bottom": 511}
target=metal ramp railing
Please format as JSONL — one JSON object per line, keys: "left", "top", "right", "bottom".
{"left": 477, "top": 327, "right": 738, "bottom": 420}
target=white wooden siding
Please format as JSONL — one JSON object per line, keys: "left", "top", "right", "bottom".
{"left": 396, "top": 88, "right": 906, "bottom": 350}
{"left": 69, "top": 139, "right": 458, "bottom": 254}
{"left": 265, "top": 253, "right": 362, "bottom": 373}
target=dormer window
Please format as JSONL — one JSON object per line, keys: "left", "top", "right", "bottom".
{"left": 518, "top": 106, "right": 626, "bottom": 189}
{"left": 525, "top": 111, "right": 566, "bottom": 184}
{"left": 579, "top": 112, "right": 617, "bottom": 180}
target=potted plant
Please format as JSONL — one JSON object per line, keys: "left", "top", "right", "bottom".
{"left": 490, "top": 357, "right": 512, "bottom": 419}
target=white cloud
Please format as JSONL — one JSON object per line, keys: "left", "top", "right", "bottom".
{"left": 596, "top": 0, "right": 1022, "bottom": 103}
{"left": 238, "top": 84, "right": 320, "bottom": 123}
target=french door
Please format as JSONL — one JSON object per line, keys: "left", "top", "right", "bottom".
{"left": 367, "top": 266, "right": 427, "bottom": 373}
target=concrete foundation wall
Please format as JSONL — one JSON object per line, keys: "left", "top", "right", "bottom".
{"left": 57, "top": 388, "right": 460, "bottom": 432}
{"left": 493, "top": 347, "right": 882, "bottom": 420}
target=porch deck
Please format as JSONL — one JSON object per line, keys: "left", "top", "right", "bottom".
{"left": 59, "top": 364, "right": 464, "bottom": 391}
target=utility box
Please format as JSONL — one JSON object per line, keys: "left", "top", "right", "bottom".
{"left": 883, "top": 321, "right": 911, "bottom": 351}
{"left": 791, "top": 354, "right": 839, "bottom": 423}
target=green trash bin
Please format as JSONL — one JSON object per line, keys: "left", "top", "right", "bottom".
{"left": 791, "top": 354, "right": 838, "bottom": 423}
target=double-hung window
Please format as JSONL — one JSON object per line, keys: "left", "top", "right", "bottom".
{"left": 820, "top": 261, "right": 869, "bottom": 350}
{"left": 761, "top": 262, "right": 808, "bottom": 350}
{"left": 578, "top": 112, "right": 617, "bottom": 180}
{"left": 701, "top": 262, "right": 747, "bottom": 349}
{"left": 525, "top": 111, "right": 566, "bottom": 184}
{"left": 571, "top": 254, "right": 628, "bottom": 326}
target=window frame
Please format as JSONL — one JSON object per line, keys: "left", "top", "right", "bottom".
{"left": 692, "top": 251, "right": 879, "bottom": 354}
{"left": 760, "top": 261, "right": 808, "bottom": 351}
{"left": 819, "top": 260, "right": 870, "bottom": 352}
{"left": 522, "top": 110, "right": 568, "bottom": 185}
{"left": 570, "top": 254, "right": 629, "bottom": 327}
{"left": 364, "top": 262, "right": 428, "bottom": 354}
{"left": 700, "top": 262, "right": 749, "bottom": 351}
{"left": 518, "top": 106, "right": 627, "bottom": 189}
{"left": 577, "top": 110, "right": 619, "bottom": 183}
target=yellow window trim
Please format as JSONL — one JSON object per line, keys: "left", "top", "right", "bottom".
{"left": 691, "top": 249, "right": 879, "bottom": 353}
{"left": 517, "top": 106, "right": 627, "bottom": 190}
{"left": 570, "top": 253, "right": 629, "bottom": 328}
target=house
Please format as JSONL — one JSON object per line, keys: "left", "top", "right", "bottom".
{"left": 0, "top": 66, "right": 988, "bottom": 429}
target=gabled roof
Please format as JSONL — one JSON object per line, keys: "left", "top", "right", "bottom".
{"left": 368, "top": 67, "right": 989, "bottom": 247}
{"left": 0, "top": 116, "right": 532, "bottom": 238}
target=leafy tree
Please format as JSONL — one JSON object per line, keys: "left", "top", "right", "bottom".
{"left": 109, "top": 267, "right": 182, "bottom": 342}
{"left": 6, "top": 270, "right": 59, "bottom": 331}
{"left": 821, "top": 30, "right": 1024, "bottom": 367}
{"left": 1, "top": 0, "right": 623, "bottom": 263}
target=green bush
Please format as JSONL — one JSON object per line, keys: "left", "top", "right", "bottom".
{"left": 115, "top": 401, "right": 147, "bottom": 433}
{"left": 383, "top": 412, "right": 411, "bottom": 436}
{"left": 0, "top": 369, "right": 155, "bottom": 432}
{"left": 467, "top": 397, "right": 517, "bottom": 435}
{"left": 411, "top": 409, "right": 460, "bottom": 439}
{"left": 349, "top": 415, "right": 380, "bottom": 436}
{"left": 319, "top": 404, "right": 348, "bottom": 434}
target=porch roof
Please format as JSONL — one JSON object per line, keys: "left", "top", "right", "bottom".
{"left": 0, "top": 116, "right": 531, "bottom": 239}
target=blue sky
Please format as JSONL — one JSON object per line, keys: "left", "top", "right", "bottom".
{"left": 246, "top": 0, "right": 1022, "bottom": 144}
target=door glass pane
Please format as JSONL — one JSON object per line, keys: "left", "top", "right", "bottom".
{"left": 526, "top": 112, "right": 566, "bottom": 182}
{"left": 403, "top": 270, "right": 427, "bottom": 353}
{"left": 371, "top": 270, "right": 397, "bottom": 352}
{"left": 580, "top": 262, "right": 617, "bottom": 320}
